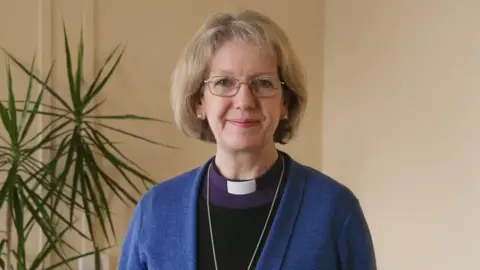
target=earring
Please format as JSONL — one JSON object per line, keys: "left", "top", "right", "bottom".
{"left": 197, "top": 113, "right": 204, "bottom": 120}
{"left": 283, "top": 115, "right": 288, "bottom": 120}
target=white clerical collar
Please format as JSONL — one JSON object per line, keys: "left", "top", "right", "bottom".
{"left": 226, "top": 179, "right": 257, "bottom": 195}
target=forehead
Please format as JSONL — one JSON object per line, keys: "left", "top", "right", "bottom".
{"left": 209, "top": 39, "right": 277, "bottom": 77}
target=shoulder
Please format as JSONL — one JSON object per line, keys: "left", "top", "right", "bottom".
{"left": 290, "top": 158, "right": 360, "bottom": 219}
{"left": 293, "top": 161, "right": 366, "bottom": 235}
{"left": 302, "top": 164, "right": 357, "bottom": 203}
{"left": 137, "top": 165, "right": 204, "bottom": 210}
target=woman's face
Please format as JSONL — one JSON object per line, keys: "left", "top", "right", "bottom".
{"left": 197, "top": 39, "right": 287, "bottom": 153}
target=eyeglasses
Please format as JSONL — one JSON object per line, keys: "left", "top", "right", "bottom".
{"left": 203, "top": 76, "right": 285, "bottom": 97}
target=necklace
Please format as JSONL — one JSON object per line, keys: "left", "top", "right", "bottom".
{"left": 206, "top": 155, "right": 285, "bottom": 270}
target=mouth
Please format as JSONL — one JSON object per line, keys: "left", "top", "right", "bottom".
{"left": 228, "top": 119, "right": 261, "bottom": 128}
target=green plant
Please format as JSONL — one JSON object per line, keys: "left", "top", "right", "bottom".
{"left": 0, "top": 24, "right": 172, "bottom": 269}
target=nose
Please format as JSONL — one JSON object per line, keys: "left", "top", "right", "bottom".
{"left": 233, "top": 83, "right": 257, "bottom": 109}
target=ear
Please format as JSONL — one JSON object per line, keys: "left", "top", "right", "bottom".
{"left": 280, "top": 87, "right": 290, "bottom": 118}
{"left": 196, "top": 95, "right": 205, "bottom": 119}
{"left": 281, "top": 103, "right": 288, "bottom": 120}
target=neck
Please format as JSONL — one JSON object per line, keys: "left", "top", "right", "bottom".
{"left": 214, "top": 144, "right": 279, "bottom": 180}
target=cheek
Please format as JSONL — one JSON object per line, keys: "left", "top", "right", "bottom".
{"left": 262, "top": 102, "right": 283, "bottom": 120}
{"left": 205, "top": 99, "right": 230, "bottom": 123}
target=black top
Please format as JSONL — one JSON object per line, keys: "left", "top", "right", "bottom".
{"left": 197, "top": 153, "right": 288, "bottom": 270}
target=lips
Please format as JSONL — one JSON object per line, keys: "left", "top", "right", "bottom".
{"left": 229, "top": 119, "right": 260, "bottom": 127}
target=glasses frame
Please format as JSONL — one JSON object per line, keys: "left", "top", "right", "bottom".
{"left": 203, "top": 76, "right": 285, "bottom": 97}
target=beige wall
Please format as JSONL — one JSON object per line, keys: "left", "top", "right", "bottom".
{"left": 1, "top": 1, "right": 478, "bottom": 270}
{"left": 323, "top": 1, "right": 480, "bottom": 270}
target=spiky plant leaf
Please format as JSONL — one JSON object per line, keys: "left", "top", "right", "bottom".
{"left": 1, "top": 21, "right": 176, "bottom": 270}
{"left": 0, "top": 53, "right": 89, "bottom": 270}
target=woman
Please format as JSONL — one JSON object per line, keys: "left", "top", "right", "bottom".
{"left": 118, "top": 9, "right": 376, "bottom": 270}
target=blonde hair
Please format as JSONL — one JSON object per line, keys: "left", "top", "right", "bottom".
{"left": 170, "top": 9, "right": 307, "bottom": 144}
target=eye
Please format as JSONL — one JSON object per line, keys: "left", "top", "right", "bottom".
{"left": 214, "top": 77, "right": 235, "bottom": 88}
{"left": 253, "top": 78, "right": 274, "bottom": 88}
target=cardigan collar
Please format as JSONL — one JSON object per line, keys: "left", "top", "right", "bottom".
{"left": 181, "top": 151, "right": 307, "bottom": 270}
{"left": 200, "top": 151, "right": 285, "bottom": 209}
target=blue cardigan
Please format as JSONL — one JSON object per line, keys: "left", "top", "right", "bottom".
{"left": 118, "top": 154, "right": 377, "bottom": 270}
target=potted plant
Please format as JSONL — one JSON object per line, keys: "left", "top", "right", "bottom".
{"left": 0, "top": 24, "right": 172, "bottom": 269}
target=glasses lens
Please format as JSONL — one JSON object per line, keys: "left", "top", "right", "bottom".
{"left": 249, "top": 77, "right": 282, "bottom": 97}
{"left": 209, "top": 76, "right": 238, "bottom": 96}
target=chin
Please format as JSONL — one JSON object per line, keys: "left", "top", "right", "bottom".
{"left": 223, "top": 138, "right": 264, "bottom": 152}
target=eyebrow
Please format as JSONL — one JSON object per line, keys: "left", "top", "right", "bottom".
{"left": 209, "top": 70, "right": 277, "bottom": 78}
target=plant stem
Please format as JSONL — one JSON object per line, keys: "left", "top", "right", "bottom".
{"left": 6, "top": 198, "right": 12, "bottom": 270}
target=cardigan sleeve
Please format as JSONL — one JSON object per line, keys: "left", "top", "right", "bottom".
{"left": 337, "top": 196, "right": 377, "bottom": 270}
{"left": 118, "top": 198, "right": 146, "bottom": 270}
